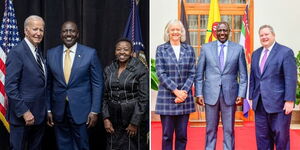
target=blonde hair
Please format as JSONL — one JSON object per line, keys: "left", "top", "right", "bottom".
{"left": 163, "top": 19, "right": 186, "bottom": 42}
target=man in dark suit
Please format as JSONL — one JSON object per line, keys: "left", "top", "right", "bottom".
{"left": 5, "top": 15, "right": 46, "bottom": 150}
{"left": 249, "top": 25, "right": 297, "bottom": 150}
{"left": 195, "top": 22, "right": 248, "bottom": 150}
{"left": 46, "top": 21, "right": 103, "bottom": 150}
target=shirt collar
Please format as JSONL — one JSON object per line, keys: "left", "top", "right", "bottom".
{"left": 217, "top": 40, "right": 228, "bottom": 47}
{"left": 263, "top": 41, "right": 275, "bottom": 52}
{"left": 24, "top": 37, "right": 37, "bottom": 52}
{"left": 63, "top": 43, "right": 77, "bottom": 53}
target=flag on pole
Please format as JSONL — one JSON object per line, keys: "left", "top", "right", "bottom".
{"left": 180, "top": 0, "right": 190, "bottom": 45}
{"left": 239, "top": 3, "right": 251, "bottom": 118}
{"left": 180, "top": 0, "right": 196, "bottom": 96}
{"left": 0, "top": 0, "right": 21, "bottom": 131}
{"left": 123, "top": 0, "right": 147, "bottom": 67}
{"left": 239, "top": 4, "right": 251, "bottom": 64}
{"left": 205, "top": 0, "right": 221, "bottom": 43}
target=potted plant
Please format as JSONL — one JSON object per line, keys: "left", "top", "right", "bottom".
{"left": 292, "top": 51, "right": 300, "bottom": 124}
{"left": 295, "top": 51, "right": 300, "bottom": 105}
{"left": 151, "top": 58, "right": 159, "bottom": 91}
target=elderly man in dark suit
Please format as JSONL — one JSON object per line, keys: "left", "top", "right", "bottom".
{"left": 155, "top": 19, "right": 195, "bottom": 150}
{"left": 195, "top": 22, "right": 248, "bottom": 150}
{"left": 5, "top": 15, "right": 46, "bottom": 150}
{"left": 249, "top": 25, "right": 297, "bottom": 150}
{"left": 46, "top": 21, "right": 103, "bottom": 150}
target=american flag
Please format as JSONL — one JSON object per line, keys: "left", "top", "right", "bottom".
{"left": 123, "top": 0, "right": 147, "bottom": 67}
{"left": 0, "top": 0, "right": 20, "bottom": 131}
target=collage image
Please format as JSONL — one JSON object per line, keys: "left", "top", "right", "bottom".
{"left": 0, "top": 0, "right": 300, "bottom": 150}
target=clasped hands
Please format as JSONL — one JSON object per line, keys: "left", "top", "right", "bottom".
{"left": 173, "top": 89, "right": 188, "bottom": 104}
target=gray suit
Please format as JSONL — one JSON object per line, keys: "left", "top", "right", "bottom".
{"left": 195, "top": 40, "right": 247, "bottom": 150}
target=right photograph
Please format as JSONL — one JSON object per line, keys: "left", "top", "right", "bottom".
{"left": 150, "top": 0, "right": 300, "bottom": 150}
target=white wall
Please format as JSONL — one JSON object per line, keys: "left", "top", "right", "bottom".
{"left": 150, "top": 0, "right": 178, "bottom": 58}
{"left": 150, "top": 0, "right": 178, "bottom": 110}
{"left": 254, "top": 0, "right": 300, "bottom": 53}
{"left": 150, "top": 0, "right": 300, "bottom": 111}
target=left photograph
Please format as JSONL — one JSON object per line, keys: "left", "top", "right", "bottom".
{"left": 0, "top": 0, "right": 149, "bottom": 150}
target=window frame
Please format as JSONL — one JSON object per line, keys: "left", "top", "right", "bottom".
{"left": 179, "top": 0, "right": 254, "bottom": 56}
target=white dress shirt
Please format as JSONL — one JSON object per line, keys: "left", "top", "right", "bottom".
{"left": 24, "top": 37, "right": 45, "bottom": 73}
{"left": 172, "top": 45, "right": 181, "bottom": 61}
{"left": 259, "top": 41, "right": 275, "bottom": 65}
{"left": 63, "top": 43, "right": 77, "bottom": 70}
{"left": 217, "top": 40, "right": 228, "bottom": 65}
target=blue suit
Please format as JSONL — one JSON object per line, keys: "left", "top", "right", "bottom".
{"left": 155, "top": 42, "right": 195, "bottom": 150}
{"left": 47, "top": 44, "right": 103, "bottom": 150}
{"left": 249, "top": 42, "right": 297, "bottom": 150}
{"left": 5, "top": 39, "right": 47, "bottom": 150}
{"left": 195, "top": 40, "right": 247, "bottom": 150}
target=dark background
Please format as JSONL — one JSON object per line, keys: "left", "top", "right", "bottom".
{"left": 0, "top": 0, "right": 149, "bottom": 149}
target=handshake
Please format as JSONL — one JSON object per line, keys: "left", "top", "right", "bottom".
{"left": 172, "top": 89, "right": 188, "bottom": 104}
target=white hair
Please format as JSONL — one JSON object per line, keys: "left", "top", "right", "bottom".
{"left": 24, "top": 15, "right": 44, "bottom": 29}
{"left": 163, "top": 19, "right": 186, "bottom": 42}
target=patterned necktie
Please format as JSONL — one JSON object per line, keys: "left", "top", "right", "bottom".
{"left": 260, "top": 49, "right": 269, "bottom": 73}
{"left": 64, "top": 49, "right": 71, "bottom": 84}
{"left": 35, "top": 48, "right": 44, "bottom": 75}
{"left": 219, "top": 44, "right": 225, "bottom": 71}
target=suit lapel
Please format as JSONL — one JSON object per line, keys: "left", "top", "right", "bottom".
{"left": 255, "top": 48, "right": 263, "bottom": 76}
{"left": 166, "top": 43, "right": 178, "bottom": 64}
{"left": 68, "top": 44, "right": 83, "bottom": 84}
{"left": 223, "top": 41, "right": 234, "bottom": 73}
{"left": 23, "top": 41, "right": 45, "bottom": 79}
{"left": 165, "top": 43, "right": 180, "bottom": 71}
{"left": 56, "top": 45, "right": 66, "bottom": 85}
{"left": 178, "top": 45, "right": 184, "bottom": 63}
{"left": 261, "top": 42, "right": 279, "bottom": 76}
{"left": 210, "top": 41, "right": 221, "bottom": 72}
{"left": 23, "top": 41, "right": 38, "bottom": 69}
{"left": 178, "top": 44, "right": 186, "bottom": 70}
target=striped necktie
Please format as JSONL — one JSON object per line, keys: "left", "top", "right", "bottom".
{"left": 35, "top": 48, "right": 44, "bottom": 75}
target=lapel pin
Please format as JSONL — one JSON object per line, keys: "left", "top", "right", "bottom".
{"left": 78, "top": 55, "right": 81, "bottom": 58}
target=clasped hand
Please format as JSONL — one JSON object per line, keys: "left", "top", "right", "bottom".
{"left": 173, "top": 89, "right": 187, "bottom": 103}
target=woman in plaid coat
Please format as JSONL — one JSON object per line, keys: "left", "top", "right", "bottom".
{"left": 155, "top": 19, "right": 196, "bottom": 150}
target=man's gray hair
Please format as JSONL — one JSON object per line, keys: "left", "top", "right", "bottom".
{"left": 24, "top": 15, "right": 44, "bottom": 28}
{"left": 258, "top": 25, "right": 275, "bottom": 35}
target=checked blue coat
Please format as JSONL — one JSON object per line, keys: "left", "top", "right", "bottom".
{"left": 155, "top": 42, "right": 196, "bottom": 115}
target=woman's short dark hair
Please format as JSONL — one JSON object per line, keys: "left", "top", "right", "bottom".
{"left": 115, "top": 38, "right": 133, "bottom": 51}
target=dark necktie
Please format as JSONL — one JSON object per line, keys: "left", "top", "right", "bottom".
{"left": 35, "top": 48, "right": 44, "bottom": 75}
{"left": 219, "top": 44, "right": 225, "bottom": 71}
